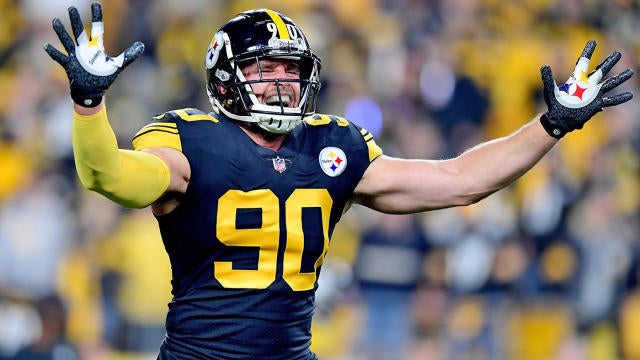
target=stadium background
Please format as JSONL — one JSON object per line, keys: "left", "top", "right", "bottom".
{"left": 0, "top": 0, "right": 639, "bottom": 359}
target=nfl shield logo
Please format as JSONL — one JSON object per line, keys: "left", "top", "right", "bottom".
{"left": 272, "top": 156, "right": 287, "bottom": 173}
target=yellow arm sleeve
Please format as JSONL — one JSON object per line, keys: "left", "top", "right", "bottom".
{"left": 72, "top": 106, "right": 171, "bottom": 208}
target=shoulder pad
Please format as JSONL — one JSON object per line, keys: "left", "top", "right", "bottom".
{"left": 154, "top": 108, "right": 218, "bottom": 123}
{"left": 304, "top": 114, "right": 349, "bottom": 127}
{"left": 304, "top": 113, "right": 382, "bottom": 162}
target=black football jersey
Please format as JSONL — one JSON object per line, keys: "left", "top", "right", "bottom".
{"left": 132, "top": 109, "right": 382, "bottom": 359}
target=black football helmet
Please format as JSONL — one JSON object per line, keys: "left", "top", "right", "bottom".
{"left": 205, "top": 9, "right": 322, "bottom": 133}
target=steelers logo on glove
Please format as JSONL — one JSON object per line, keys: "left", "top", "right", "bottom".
{"left": 540, "top": 40, "right": 633, "bottom": 139}
{"left": 44, "top": 2, "right": 144, "bottom": 107}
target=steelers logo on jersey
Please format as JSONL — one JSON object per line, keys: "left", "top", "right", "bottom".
{"left": 319, "top": 147, "right": 347, "bottom": 177}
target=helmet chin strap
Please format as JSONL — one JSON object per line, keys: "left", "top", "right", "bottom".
{"left": 212, "top": 97, "right": 302, "bottom": 134}
{"left": 212, "top": 98, "right": 257, "bottom": 123}
{"left": 253, "top": 112, "right": 302, "bottom": 134}
{"left": 237, "top": 121, "right": 288, "bottom": 142}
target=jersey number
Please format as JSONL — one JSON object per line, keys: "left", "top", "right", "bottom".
{"left": 215, "top": 189, "right": 332, "bottom": 291}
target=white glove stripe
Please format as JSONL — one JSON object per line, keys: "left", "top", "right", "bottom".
{"left": 91, "top": 22, "right": 104, "bottom": 37}
{"left": 567, "top": 57, "right": 590, "bottom": 84}
{"left": 77, "top": 29, "right": 89, "bottom": 47}
{"left": 588, "top": 68, "right": 603, "bottom": 85}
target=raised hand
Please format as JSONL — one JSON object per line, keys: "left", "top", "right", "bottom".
{"left": 540, "top": 40, "right": 634, "bottom": 139}
{"left": 44, "top": 2, "right": 144, "bottom": 107}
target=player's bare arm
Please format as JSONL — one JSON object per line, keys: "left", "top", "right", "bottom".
{"left": 354, "top": 40, "right": 633, "bottom": 214}
{"left": 353, "top": 117, "right": 555, "bottom": 213}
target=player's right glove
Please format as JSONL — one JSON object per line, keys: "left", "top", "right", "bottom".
{"left": 43, "top": 2, "right": 144, "bottom": 107}
{"left": 539, "top": 40, "right": 634, "bottom": 139}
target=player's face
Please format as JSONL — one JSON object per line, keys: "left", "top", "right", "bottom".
{"left": 241, "top": 58, "right": 301, "bottom": 108}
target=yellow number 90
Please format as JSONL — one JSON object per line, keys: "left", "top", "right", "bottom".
{"left": 215, "top": 189, "right": 332, "bottom": 291}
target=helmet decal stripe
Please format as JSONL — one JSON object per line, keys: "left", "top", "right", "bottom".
{"left": 265, "top": 9, "right": 290, "bottom": 40}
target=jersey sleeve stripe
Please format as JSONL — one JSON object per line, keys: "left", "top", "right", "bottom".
{"left": 359, "top": 129, "right": 382, "bottom": 162}
{"left": 140, "top": 122, "right": 177, "bottom": 130}
{"left": 173, "top": 109, "right": 218, "bottom": 122}
{"left": 132, "top": 122, "right": 178, "bottom": 139}
{"left": 366, "top": 138, "right": 383, "bottom": 162}
{"left": 132, "top": 128, "right": 179, "bottom": 140}
{"left": 136, "top": 125, "right": 179, "bottom": 135}
{"left": 132, "top": 127, "right": 182, "bottom": 152}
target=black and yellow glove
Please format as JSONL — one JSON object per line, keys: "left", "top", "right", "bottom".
{"left": 540, "top": 40, "right": 634, "bottom": 139}
{"left": 44, "top": 2, "right": 144, "bottom": 107}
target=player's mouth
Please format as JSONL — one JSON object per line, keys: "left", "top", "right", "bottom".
{"left": 265, "top": 94, "right": 292, "bottom": 107}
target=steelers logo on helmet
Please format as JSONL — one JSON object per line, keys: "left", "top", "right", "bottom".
{"left": 205, "top": 31, "right": 225, "bottom": 70}
{"left": 319, "top": 147, "right": 347, "bottom": 177}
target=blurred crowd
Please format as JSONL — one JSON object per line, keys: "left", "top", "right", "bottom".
{"left": 1, "top": 0, "right": 639, "bottom": 359}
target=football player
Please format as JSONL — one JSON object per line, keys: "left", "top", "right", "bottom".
{"left": 44, "top": 2, "right": 633, "bottom": 359}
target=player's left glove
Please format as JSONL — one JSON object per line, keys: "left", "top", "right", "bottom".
{"left": 539, "top": 40, "right": 634, "bottom": 139}
{"left": 43, "top": 2, "right": 144, "bottom": 107}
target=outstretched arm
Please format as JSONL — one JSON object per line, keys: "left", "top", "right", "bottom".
{"left": 45, "top": 3, "right": 189, "bottom": 209}
{"left": 353, "top": 40, "right": 634, "bottom": 214}
{"left": 353, "top": 117, "right": 555, "bottom": 213}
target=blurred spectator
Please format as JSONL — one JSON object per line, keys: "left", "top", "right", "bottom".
{"left": 0, "top": 172, "right": 74, "bottom": 300}
{"left": 4, "top": 294, "right": 78, "bottom": 360}
{"left": 353, "top": 213, "right": 430, "bottom": 359}
{"left": 95, "top": 209, "right": 172, "bottom": 354}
